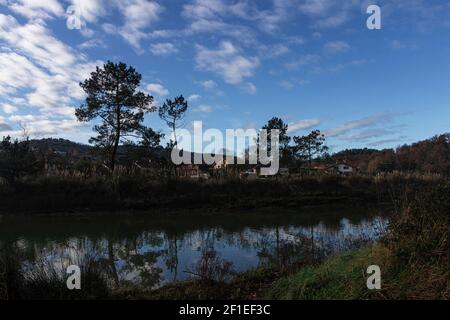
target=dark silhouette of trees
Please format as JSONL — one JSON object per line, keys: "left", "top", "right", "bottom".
{"left": 75, "top": 61, "right": 157, "bottom": 170}
{"left": 158, "top": 95, "right": 188, "bottom": 147}
{"left": 293, "top": 130, "right": 328, "bottom": 169}
{"left": 261, "top": 117, "right": 292, "bottom": 165}
{"left": 262, "top": 117, "right": 291, "bottom": 150}
{"left": 0, "top": 136, "right": 42, "bottom": 184}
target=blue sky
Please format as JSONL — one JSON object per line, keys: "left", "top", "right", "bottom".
{"left": 0, "top": 0, "right": 450, "bottom": 154}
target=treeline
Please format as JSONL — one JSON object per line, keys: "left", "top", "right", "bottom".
{"left": 1, "top": 59, "right": 449, "bottom": 181}
{"left": 330, "top": 133, "right": 450, "bottom": 175}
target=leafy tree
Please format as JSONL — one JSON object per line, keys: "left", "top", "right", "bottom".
{"left": 75, "top": 61, "right": 157, "bottom": 170}
{"left": 261, "top": 117, "right": 292, "bottom": 163}
{"left": 293, "top": 130, "right": 329, "bottom": 169}
{"left": 262, "top": 117, "right": 290, "bottom": 148}
{"left": 158, "top": 95, "right": 188, "bottom": 146}
{"left": 0, "top": 136, "right": 42, "bottom": 184}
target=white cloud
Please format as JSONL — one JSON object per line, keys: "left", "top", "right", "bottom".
{"left": 195, "top": 41, "right": 259, "bottom": 85}
{"left": 0, "top": 116, "right": 12, "bottom": 131}
{"left": 112, "top": 0, "right": 163, "bottom": 50}
{"left": 193, "top": 104, "right": 213, "bottom": 113}
{"left": 343, "top": 128, "right": 398, "bottom": 142}
{"left": 197, "top": 80, "right": 217, "bottom": 89}
{"left": 287, "top": 119, "right": 321, "bottom": 133}
{"left": 6, "top": 114, "right": 82, "bottom": 136}
{"left": 6, "top": 0, "right": 64, "bottom": 21}
{"left": 258, "top": 43, "right": 290, "bottom": 59}
{"left": 241, "top": 82, "right": 257, "bottom": 95}
{"left": 78, "top": 38, "right": 107, "bottom": 50}
{"left": 0, "top": 14, "right": 101, "bottom": 137}
{"left": 279, "top": 78, "right": 307, "bottom": 90}
{"left": 324, "top": 40, "right": 350, "bottom": 53}
{"left": 69, "top": 0, "right": 105, "bottom": 24}
{"left": 254, "top": 0, "right": 292, "bottom": 33}
{"left": 389, "top": 39, "right": 418, "bottom": 50}
{"left": 285, "top": 54, "right": 321, "bottom": 70}
{"left": 324, "top": 114, "right": 395, "bottom": 138}
{"left": 149, "top": 42, "right": 178, "bottom": 56}
{"left": 146, "top": 83, "right": 169, "bottom": 97}
{"left": 0, "top": 103, "right": 18, "bottom": 114}
{"left": 181, "top": 0, "right": 257, "bottom": 44}
{"left": 187, "top": 94, "right": 201, "bottom": 102}
{"left": 297, "top": 0, "right": 356, "bottom": 29}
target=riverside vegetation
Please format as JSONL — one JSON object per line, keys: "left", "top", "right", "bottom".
{"left": 0, "top": 173, "right": 439, "bottom": 214}
{"left": 1, "top": 179, "right": 448, "bottom": 300}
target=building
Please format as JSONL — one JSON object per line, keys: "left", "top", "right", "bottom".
{"left": 327, "top": 163, "right": 354, "bottom": 175}
{"left": 176, "top": 164, "right": 201, "bottom": 178}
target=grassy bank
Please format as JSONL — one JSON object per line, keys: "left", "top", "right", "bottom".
{"left": 267, "top": 245, "right": 390, "bottom": 299}
{"left": 268, "top": 180, "right": 449, "bottom": 300}
{"left": 0, "top": 173, "right": 439, "bottom": 214}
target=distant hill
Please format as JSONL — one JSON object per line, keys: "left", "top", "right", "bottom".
{"left": 27, "top": 138, "right": 93, "bottom": 155}
{"left": 25, "top": 138, "right": 241, "bottom": 164}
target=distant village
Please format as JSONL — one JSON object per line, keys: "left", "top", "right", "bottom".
{"left": 29, "top": 138, "right": 356, "bottom": 180}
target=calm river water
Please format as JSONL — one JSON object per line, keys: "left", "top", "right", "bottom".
{"left": 0, "top": 206, "right": 389, "bottom": 288}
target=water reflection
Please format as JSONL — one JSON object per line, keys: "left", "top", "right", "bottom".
{"left": 0, "top": 207, "right": 389, "bottom": 289}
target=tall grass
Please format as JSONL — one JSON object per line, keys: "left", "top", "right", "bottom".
{"left": 0, "top": 173, "right": 439, "bottom": 214}
{"left": 267, "top": 180, "right": 450, "bottom": 300}
{"left": 2, "top": 251, "right": 110, "bottom": 300}
{"left": 380, "top": 181, "right": 450, "bottom": 299}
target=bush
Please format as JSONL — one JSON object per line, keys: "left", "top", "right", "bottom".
{"left": 381, "top": 181, "right": 450, "bottom": 299}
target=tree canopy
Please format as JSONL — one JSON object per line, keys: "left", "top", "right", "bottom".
{"left": 158, "top": 95, "right": 188, "bottom": 146}
{"left": 75, "top": 61, "right": 159, "bottom": 170}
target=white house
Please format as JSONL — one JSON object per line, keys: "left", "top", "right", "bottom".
{"left": 328, "top": 163, "right": 354, "bottom": 175}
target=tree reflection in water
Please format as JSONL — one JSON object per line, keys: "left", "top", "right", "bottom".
{"left": 0, "top": 209, "right": 389, "bottom": 290}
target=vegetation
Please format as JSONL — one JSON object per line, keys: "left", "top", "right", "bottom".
{"left": 293, "top": 130, "right": 329, "bottom": 169}
{"left": 127, "top": 180, "right": 450, "bottom": 300}
{"left": 331, "top": 134, "right": 450, "bottom": 174}
{"left": 267, "top": 245, "right": 390, "bottom": 299}
{"left": 75, "top": 61, "right": 160, "bottom": 170}
{"left": 158, "top": 95, "right": 188, "bottom": 146}
{"left": 0, "top": 173, "right": 438, "bottom": 214}
{"left": 1, "top": 180, "right": 447, "bottom": 300}
{"left": 269, "top": 180, "right": 449, "bottom": 300}
{"left": 0, "top": 61, "right": 448, "bottom": 300}
{"left": 0, "top": 136, "right": 42, "bottom": 184}
{"left": 1, "top": 252, "right": 110, "bottom": 300}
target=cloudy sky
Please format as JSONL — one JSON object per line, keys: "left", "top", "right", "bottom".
{"left": 0, "top": 0, "right": 450, "bottom": 153}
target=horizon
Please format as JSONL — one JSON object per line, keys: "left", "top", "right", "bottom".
{"left": 1, "top": 1, "right": 450, "bottom": 154}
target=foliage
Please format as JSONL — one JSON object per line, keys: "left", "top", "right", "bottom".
{"left": 158, "top": 95, "right": 188, "bottom": 146}
{"left": 381, "top": 181, "right": 450, "bottom": 299}
{"left": 75, "top": 61, "right": 158, "bottom": 170}
{"left": 0, "top": 136, "right": 42, "bottom": 184}
{"left": 267, "top": 245, "right": 390, "bottom": 300}
{"left": 2, "top": 246, "right": 110, "bottom": 300}
{"left": 330, "top": 133, "right": 450, "bottom": 175}
{"left": 293, "top": 130, "right": 329, "bottom": 169}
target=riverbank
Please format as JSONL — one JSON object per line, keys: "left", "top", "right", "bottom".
{"left": 117, "top": 179, "right": 449, "bottom": 300}
{"left": 1, "top": 179, "right": 447, "bottom": 300}
{"left": 0, "top": 173, "right": 438, "bottom": 215}
{"left": 123, "top": 245, "right": 390, "bottom": 300}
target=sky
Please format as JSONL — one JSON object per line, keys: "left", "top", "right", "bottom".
{"left": 0, "top": 0, "right": 450, "bottom": 154}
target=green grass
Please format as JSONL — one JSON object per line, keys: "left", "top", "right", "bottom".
{"left": 267, "top": 180, "right": 450, "bottom": 300}
{"left": 266, "top": 245, "right": 390, "bottom": 300}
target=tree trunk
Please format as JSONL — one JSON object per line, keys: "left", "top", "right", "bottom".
{"left": 110, "top": 104, "right": 121, "bottom": 171}
{"left": 172, "top": 122, "right": 177, "bottom": 146}
{"left": 308, "top": 145, "right": 312, "bottom": 170}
